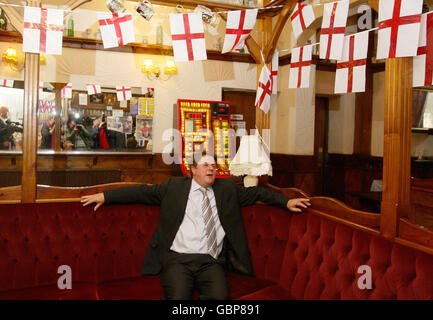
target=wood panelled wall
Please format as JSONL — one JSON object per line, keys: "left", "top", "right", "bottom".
{"left": 269, "top": 153, "right": 433, "bottom": 226}
{"left": 411, "top": 179, "right": 433, "bottom": 230}
{"left": 269, "top": 153, "right": 382, "bottom": 201}
{"left": 0, "top": 153, "right": 173, "bottom": 187}
{"left": 268, "top": 154, "right": 320, "bottom": 197}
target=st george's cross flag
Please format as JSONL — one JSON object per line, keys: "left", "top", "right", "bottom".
{"left": 289, "top": 45, "right": 313, "bottom": 89}
{"left": 97, "top": 12, "right": 135, "bottom": 49}
{"left": 0, "top": 79, "right": 14, "bottom": 87}
{"left": 335, "top": 31, "right": 369, "bottom": 94}
{"left": 376, "top": 0, "right": 423, "bottom": 59}
{"left": 61, "top": 83, "right": 72, "bottom": 99}
{"left": 414, "top": 12, "right": 433, "bottom": 87}
{"left": 320, "top": 0, "right": 349, "bottom": 60}
{"left": 116, "top": 85, "right": 132, "bottom": 101}
{"left": 86, "top": 84, "right": 101, "bottom": 95}
{"left": 290, "top": 2, "right": 315, "bottom": 40}
{"left": 270, "top": 50, "right": 279, "bottom": 94}
{"left": 23, "top": 7, "right": 63, "bottom": 55}
{"left": 170, "top": 13, "right": 207, "bottom": 62}
{"left": 255, "top": 65, "right": 272, "bottom": 114}
{"left": 222, "top": 9, "right": 258, "bottom": 54}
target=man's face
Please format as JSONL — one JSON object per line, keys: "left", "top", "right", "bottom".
{"left": 0, "top": 107, "right": 9, "bottom": 119}
{"left": 69, "top": 121, "right": 76, "bottom": 128}
{"left": 191, "top": 155, "right": 217, "bottom": 188}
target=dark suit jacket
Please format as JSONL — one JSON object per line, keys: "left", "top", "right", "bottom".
{"left": 103, "top": 177, "right": 290, "bottom": 276}
{"left": 40, "top": 122, "right": 53, "bottom": 149}
{"left": 0, "top": 119, "right": 10, "bottom": 149}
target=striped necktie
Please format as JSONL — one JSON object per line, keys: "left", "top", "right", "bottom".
{"left": 198, "top": 187, "right": 218, "bottom": 259}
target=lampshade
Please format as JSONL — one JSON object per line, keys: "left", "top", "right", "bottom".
{"left": 2, "top": 47, "right": 18, "bottom": 65}
{"left": 40, "top": 54, "right": 46, "bottom": 65}
{"left": 141, "top": 59, "right": 158, "bottom": 74}
{"left": 229, "top": 135, "right": 272, "bottom": 177}
{"left": 164, "top": 60, "right": 177, "bottom": 75}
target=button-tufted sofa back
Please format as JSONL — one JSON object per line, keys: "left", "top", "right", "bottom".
{"left": 242, "top": 205, "right": 433, "bottom": 300}
{"left": 0, "top": 202, "right": 159, "bottom": 291}
{"left": 1, "top": 202, "right": 433, "bottom": 299}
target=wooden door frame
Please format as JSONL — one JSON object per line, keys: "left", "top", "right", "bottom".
{"left": 314, "top": 96, "right": 330, "bottom": 196}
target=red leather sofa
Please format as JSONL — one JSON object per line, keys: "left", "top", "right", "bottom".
{"left": 0, "top": 201, "right": 432, "bottom": 299}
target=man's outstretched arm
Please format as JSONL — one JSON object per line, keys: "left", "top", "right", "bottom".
{"left": 236, "top": 185, "right": 311, "bottom": 213}
{"left": 81, "top": 180, "right": 170, "bottom": 211}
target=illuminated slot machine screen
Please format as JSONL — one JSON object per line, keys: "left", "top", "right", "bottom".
{"left": 177, "top": 99, "right": 234, "bottom": 178}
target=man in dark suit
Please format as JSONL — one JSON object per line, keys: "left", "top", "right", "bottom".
{"left": 0, "top": 106, "right": 22, "bottom": 150}
{"left": 81, "top": 154, "right": 311, "bottom": 300}
{"left": 0, "top": 106, "right": 11, "bottom": 150}
{"left": 40, "top": 115, "right": 55, "bottom": 149}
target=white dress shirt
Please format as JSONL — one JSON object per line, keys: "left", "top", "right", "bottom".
{"left": 170, "top": 179, "right": 225, "bottom": 257}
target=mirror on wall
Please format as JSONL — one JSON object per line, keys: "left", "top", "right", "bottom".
{"left": 0, "top": 80, "right": 155, "bottom": 154}
{"left": 36, "top": 83, "right": 154, "bottom": 153}
{"left": 412, "top": 89, "right": 433, "bottom": 177}
{"left": 413, "top": 89, "right": 433, "bottom": 130}
{"left": 0, "top": 80, "right": 24, "bottom": 152}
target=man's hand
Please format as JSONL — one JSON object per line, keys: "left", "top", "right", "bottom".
{"left": 286, "top": 198, "right": 311, "bottom": 213}
{"left": 81, "top": 192, "right": 105, "bottom": 211}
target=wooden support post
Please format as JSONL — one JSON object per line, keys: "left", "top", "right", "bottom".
{"left": 263, "top": 0, "right": 297, "bottom": 63}
{"left": 21, "top": 0, "right": 41, "bottom": 203}
{"left": 21, "top": 54, "right": 39, "bottom": 202}
{"left": 380, "top": 57, "right": 413, "bottom": 238}
{"left": 52, "top": 83, "right": 67, "bottom": 152}
{"left": 255, "top": 0, "right": 272, "bottom": 140}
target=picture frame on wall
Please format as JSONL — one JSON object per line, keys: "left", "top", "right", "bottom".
{"left": 89, "top": 93, "right": 104, "bottom": 104}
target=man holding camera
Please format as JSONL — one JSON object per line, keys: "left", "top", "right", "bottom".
{"left": 66, "top": 119, "right": 92, "bottom": 151}
{"left": 0, "top": 106, "right": 23, "bottom": 150}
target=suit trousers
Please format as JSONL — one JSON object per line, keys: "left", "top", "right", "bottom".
{"left": 160, "top": 251, "right": 228, "bottom": 300}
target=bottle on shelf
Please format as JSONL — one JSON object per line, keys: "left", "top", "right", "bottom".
{"left": 67, "top": 14, "right": 74, "bottom": 37}
{"left": 156, "top": 24, "right": 163, "bottom": 45}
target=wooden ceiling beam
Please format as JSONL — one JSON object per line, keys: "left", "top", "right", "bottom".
{"left": 153, "top": 0, "right": 284, "bottom": 17}
{"left": 151, "top": 0, "right": 250, "bottom": 11}
{"left": 62, "top": 0, "right": 92, "bottom": 11}
{"left": 367, "top": 0, "right": 378, "bottom": 12}
{"left": 263, "top": 0, "right": 297, "bottom": 64}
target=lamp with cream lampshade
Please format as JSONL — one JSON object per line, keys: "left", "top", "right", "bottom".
{"left": 229, "top": 134, "right": 272, "bottom": 187}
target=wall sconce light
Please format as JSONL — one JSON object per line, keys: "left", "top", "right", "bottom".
{"left": 2, "top": 47, "right": 19, "bottom": 70}
{"left": 2, "top": 47, "right": 17, "bottom": 65}
{"left": 39, "top": 54, "right": 46, "bottom": 65}
{"left": 2, "top": 47, "right": 46, "bottom": 70}
{"left": 141, "top": 59, "right": 177, "bottom": 81}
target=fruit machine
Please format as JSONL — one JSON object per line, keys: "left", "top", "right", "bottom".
{"left": 177, "top": 99, "right": 235, "bottom": 177}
